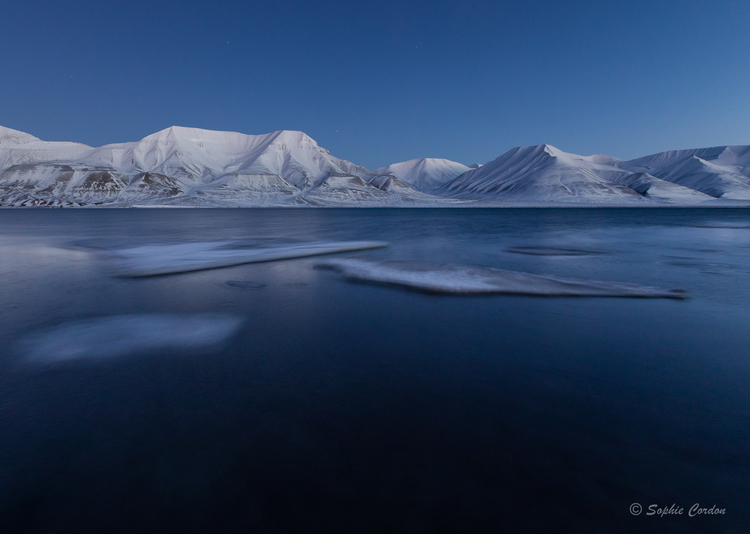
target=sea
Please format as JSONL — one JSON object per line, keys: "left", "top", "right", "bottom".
{"left": 0, "top": 208, "right": 748, "bottom": 533}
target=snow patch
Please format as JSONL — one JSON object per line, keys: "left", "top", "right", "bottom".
{"left": 317, "top": 259, "right": 688, "bottom": 298}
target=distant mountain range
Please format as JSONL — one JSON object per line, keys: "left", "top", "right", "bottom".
{"left": 1, "top": 125, "right": 749, "bottom": 207}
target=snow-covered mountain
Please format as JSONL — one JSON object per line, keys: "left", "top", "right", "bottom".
{"left": 0, "top": 126, "right": 91, "bottom": 169}
{"left": 618, "top": 146, "right": 750, "bottom": 199}
{"left": 1, "top": 125, "right": 748, "bottom": 206}
{"left": 436, "top": 143, "right": 744, "bottom": 204}
{"left": 0, "top": 126, "right": 435, "bottom": 207}
{"left": 608, "top": 172, "right": 714, "bottom": 203}
{"left": 437, "top": 145, "right": 647, "bottom": 203}
{"left": 377, "top": 158, "right": 473, "bottom": 193}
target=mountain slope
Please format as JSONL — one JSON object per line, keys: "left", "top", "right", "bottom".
{"left": 377, "top": 158, "right": 472, "bottom": 192}
{"left": 0, "top": 126, "right": 92, "bottom": 170}
{"left": 438, "top": 145, "right": 646, "bottom": 203}
{"left": 609, "top": 172, "right": 714, "bottom": 202}
{"left": 621, "top": 145, "right": 750, "bottom": 176}
{"left": 619, "top": 146, "right": 750, "bottom": 199}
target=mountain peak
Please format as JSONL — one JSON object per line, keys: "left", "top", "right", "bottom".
{"left": 540, "top": 144, "right": 564, "bottom": 156}
{"left": 376, "top": 157, "right": 472, "bottom": 192}
{"left": 145, "top": 126, "right": 249, "bottom": 141}
{"left": 504, "top": 144, "right": 566, "bottom": 160}
{"left": 0, "top": 125, "right": 40, "bottom": 145}
{"left": 140, "top": 127, "right": 320, "bottom": 150}
{"left": 271, "top": 130, "right": 318, "bottom": 145}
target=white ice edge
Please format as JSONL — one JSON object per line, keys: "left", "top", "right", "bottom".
{"left": 21, "top": 314, "right": 245, "bottom": 362}
{"left": 110, "top": 240, "right": 389, "bottom": 277}
{"left": 317, "top": 259, "right": 689, "bottom": 299}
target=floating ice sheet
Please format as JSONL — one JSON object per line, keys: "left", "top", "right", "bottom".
{"left": 224, "top": 280, "right": 266, "bottom": 289}
{"left": 317, "top": 259, "right": 688, "bottom": 299}
{"left": 690, "top": 223, "right": 750, "bottom": 229}
{"left": 21, "top": 314, "right": 244, "bottom": 362}
{"left": 110, "top": 240, "right": 388, "bottom": 277}
{"left": 505, "top": 246, "right": 603, "bottom": 256}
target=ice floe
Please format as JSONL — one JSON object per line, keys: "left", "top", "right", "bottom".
{"left": 224, "top": 280, "right": 266, "bottom": 289}
{"left": 505, "top": 246, "right": 603, "bottom": 256}
{"left": 21, "top": 313, "right": 244, "bottom": 362}
{"left": 690, "top": 223, "right": 750, "bottom": 229}
{"left": 109, "top": 240, "right": 388, "bottom": 277}
{"left": 317, "top": 259, "right": 688, "bottom": 298}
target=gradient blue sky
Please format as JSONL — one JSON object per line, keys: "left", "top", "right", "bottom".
{"left": 2, "top": 0, "right": 749, "bottom": 168}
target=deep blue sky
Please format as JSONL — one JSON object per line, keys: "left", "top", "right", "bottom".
{"left": 2, "top": 0, "right": 749, "bottom": 168}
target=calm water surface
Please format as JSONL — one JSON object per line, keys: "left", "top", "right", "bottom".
{"left": 0, "top": 208, "right": 749, "bottom": 533}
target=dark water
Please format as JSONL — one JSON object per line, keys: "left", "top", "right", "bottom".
{"left": 1, "top": 208, "right": 749, "bottom": 533}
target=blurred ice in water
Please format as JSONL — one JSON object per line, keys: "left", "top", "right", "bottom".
{"left": 108, "top": 240, "right": 388, "bottom": 277}
{"left": 317, "top": 259, "right": 689, "bottom": 298}
{"left": 20, "top": 314, "right": 245, "bottom": 362}
{"left": 504, "top": 246, "right": 604, "bottom": 256}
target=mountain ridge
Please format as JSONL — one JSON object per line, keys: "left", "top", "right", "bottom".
{"left": 1, "top": 126, "right": 748, "bottom": 207}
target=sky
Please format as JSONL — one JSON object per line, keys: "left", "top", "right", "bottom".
{"left": 2, "top": 0, "right": 749, "bottom": 169}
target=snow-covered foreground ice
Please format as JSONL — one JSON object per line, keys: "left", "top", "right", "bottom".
{"left": 317, "top": 259, "right": 688, "bottom": 298}
{"left": 20, "top": 314, "right": 244, "bottom": 362}
{"left": 110, "top": 240, "right": 389, "bottom": 277}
